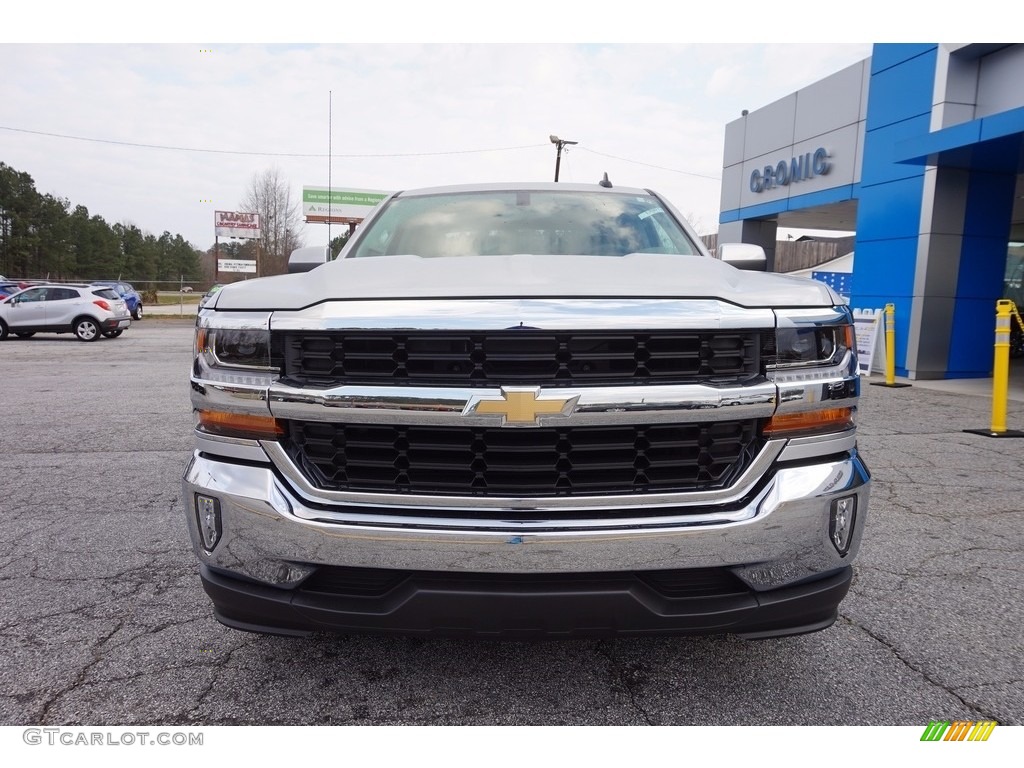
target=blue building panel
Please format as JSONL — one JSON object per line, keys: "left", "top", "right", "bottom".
{"left": 865, "top": 48, "right": 938, "bottom": 131}
{"left": 962, "top": 170, "right": 1016, "bottom": 238}
{"left": 848, "top": 238, "right": 919, "bottom": 304}
{"left": 967, "top": 134, "right": 1024, "bottom": 174}
{"left": 859, "top": 114, "right": 934, "bottom": 187}
{"left": 894, "top": 110, "right": 1024, "bottom": 172}
{"left": 956, "top": 235, "right": 1011, "bottom": 299}
{"left": 737, "top": 198, "right": 790, "bottom": 220}
{"left": 953, "top": 166, "right": 1016, "bottom": 317}
{"left": 855, "top": 175, "right": 927, "bottom": 242}
{"left": 784, "top": 184, "right": 859, "bottom": 210}
{"left": 869, "top": 44, "right": 938, "bottom": 75}
{"left": 893, "top": 121, "right": 983, "bottom": 165}
{"left": 719, "top": 184, "right": 858, "bottom": 226}
{"left": 978, "top": 105, "right": 1024, "bottom": 143}
{"left": 948, "top": 297, "right": 999, "bottom": 377}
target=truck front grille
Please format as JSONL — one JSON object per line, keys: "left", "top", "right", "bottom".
{"left": 285, "top": 420, "right": 763, "bottom": 497}
{"left": 281, "top": 330, "right": 762, "bottom": 386}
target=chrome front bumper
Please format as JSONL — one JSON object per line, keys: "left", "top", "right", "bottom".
{"left": 182, "top": 445, "right": 870, "bottom": 593}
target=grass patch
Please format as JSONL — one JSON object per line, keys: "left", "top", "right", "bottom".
{"left": 140, "top": 315, "right": 198, "bottom": 323}
{"left": 155, "top": 293, "right": 202, "bottom": 305}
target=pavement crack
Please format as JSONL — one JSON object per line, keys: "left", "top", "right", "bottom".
{"left": 954, "top": 677, "right": 1023, "bottom": 693}
{"left": 593, "top": 642, "right": 655, "bottom": 726}
{"left": 0, "top": 602, "right": 105, "bottom": 633}
{"left": 838, "top": 614, "right": 999, "bottom": 721}
{"left": 183, "top": 638, "right": 259, "bottom": 722}
{"left": 37, "top": 618, "right": 127, "bottom": 724}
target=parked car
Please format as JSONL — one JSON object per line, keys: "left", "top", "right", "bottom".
{"left": 91, "top": 280, "right": 143, "bottom": 320}
{"left": 198, "top": 284, "right": 222, "bottom": 309}
{"left": 181, "top": 286, "right": 194, "bottom": 293}
{"left": 0, "top": 284, "right": 131, "bottom": 341}
{"left": 0, "top": 282, "right": 25, "bottom": 300}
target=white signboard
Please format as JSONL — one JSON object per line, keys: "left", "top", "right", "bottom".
{"left": 303, "top": 187, "right": 390, "bottom": 222}
{"left": 215, "top": 211, "right": 261, "bottom": 239}
{"left": 218, "top": 259, "right": 257, "bottom": 273}
{"left": 852, "top": 308, "right": 884, "bottom": 375}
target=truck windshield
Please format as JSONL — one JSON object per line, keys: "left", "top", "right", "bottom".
{"left": 347, "top": 190, "right": 702, "bottom": 259}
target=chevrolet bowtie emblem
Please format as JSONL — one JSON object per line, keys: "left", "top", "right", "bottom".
{"left": 467, "top": 387, "right": 579, "bottom": 427}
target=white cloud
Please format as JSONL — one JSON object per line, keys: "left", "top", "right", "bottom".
{"left": 706, "top": 65, "right": 741, "bottom": 97}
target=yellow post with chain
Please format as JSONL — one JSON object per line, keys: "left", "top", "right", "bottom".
{"left": 964, "top": 299, "right": 1024, "bottom": 438}
{"left": 991, "top": 300, "right": 1012, "bottom": 433}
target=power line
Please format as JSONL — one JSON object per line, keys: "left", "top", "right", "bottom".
{"left": 1, "top": 123, "right": 722, "bottom": 181}
{"left": 0, "top": 125, "right": 547, "bottom": 159}
{"left": 579, "top": 146, "right": 720, "bottom": 181}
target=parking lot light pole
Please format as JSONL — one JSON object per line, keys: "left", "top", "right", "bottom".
{"left": 549, "top": 134, "right": 578, "bottom": 182}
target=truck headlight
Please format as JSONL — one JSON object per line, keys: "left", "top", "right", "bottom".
{"left": 196, "top": 327, "right": 278, "bottom": 370}
{"left": 193, "top": 314, "right": 282, "bottom": 386}
{"left": 191, "top": 313, "right": 284, "bottom": 439}
{"left": 765, "top": 311, "right": 858, "bottom": 438}
{"left": 771, "top": 325, "right": 853, "bottom": 368}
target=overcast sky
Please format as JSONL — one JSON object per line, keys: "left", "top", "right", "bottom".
{"left": 1, "top": 42, "right": 879, "bottom": 252}
{"left": 7, "top": 3, "right": 977, "bottom": 255}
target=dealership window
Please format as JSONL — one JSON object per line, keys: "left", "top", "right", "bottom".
{"left": 1006, "top": 243, "right": 1024, "bottom": 306}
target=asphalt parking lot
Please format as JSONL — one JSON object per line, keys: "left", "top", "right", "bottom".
{"left": 1, "top": 320, "right": 1021, "bottom": 726}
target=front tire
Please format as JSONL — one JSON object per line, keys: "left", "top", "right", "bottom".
{"left": 132, "top": 304, "right": 143, "bottom": 320}
{"left": 14, "top": 331, "right": 35, "bottom": 338}
{"left": 0, "top": 320, "right": 8, "bottom": 341}
{"left": 74, "top": 318, "right": 100, "bottom": 342}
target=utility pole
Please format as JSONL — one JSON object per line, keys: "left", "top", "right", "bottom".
{"left": 549, "top": 134, "right": 578, "bottom": 182}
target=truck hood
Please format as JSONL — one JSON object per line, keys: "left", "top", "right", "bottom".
{"left": 212, "top": 253, "right": 838, "bottom": 310}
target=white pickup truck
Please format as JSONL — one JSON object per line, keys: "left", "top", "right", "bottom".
{"left": 183, "top": 181, "right": 869, "bottom": 639}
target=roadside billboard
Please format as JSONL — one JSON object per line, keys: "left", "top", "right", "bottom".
{"left": 215, "top": 211, "right": 261, "bottom": 239}
{"left": 303, "top": 187, "right": 390, "bottom": 223}
{"left": 218, "top": 259, "right": 257, "bottom": 273}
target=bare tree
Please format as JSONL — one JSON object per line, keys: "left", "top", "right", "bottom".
{"left": 683, "top": 211, "right": 710, "bottom": 237}
{"left": 239, "top": 167, "right": 304, "bottom": 276}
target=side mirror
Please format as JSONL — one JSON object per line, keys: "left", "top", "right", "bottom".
{"left": 288, "top": 245, "right": 331, "bottom": 274}
{"left": 718, "top": 243, "right": 767, "bottom": 271}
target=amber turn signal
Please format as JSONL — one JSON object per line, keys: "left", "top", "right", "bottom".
{"left": 197, "top": 409, "right": 284, "bottom": 439}
{"left": 763, "top": 407, "right": 854, "bottom": 436}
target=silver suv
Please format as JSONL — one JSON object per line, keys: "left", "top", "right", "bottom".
{"left": 0, "top": 284, "right": 131, "bottom": 341}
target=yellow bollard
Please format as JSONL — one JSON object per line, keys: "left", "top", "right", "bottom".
{"left": 990, "top": 300, "right": 1012, "bottom": 433}
{"left": 885, "top": 303, "right": 897, "bottom": 385}
{"left": 964, "top": 299, "right": 1024, "bottom": 438}
{"left": 870, "top": 302, "right": 911, "bottom": 388}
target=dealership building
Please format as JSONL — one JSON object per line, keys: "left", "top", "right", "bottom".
{"left": 719, "top": 43, "right": 1024, "bottom": 379}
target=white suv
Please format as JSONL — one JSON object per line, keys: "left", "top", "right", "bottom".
{"left": 0, "top": 284, "right": 131, "bottom": 341}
